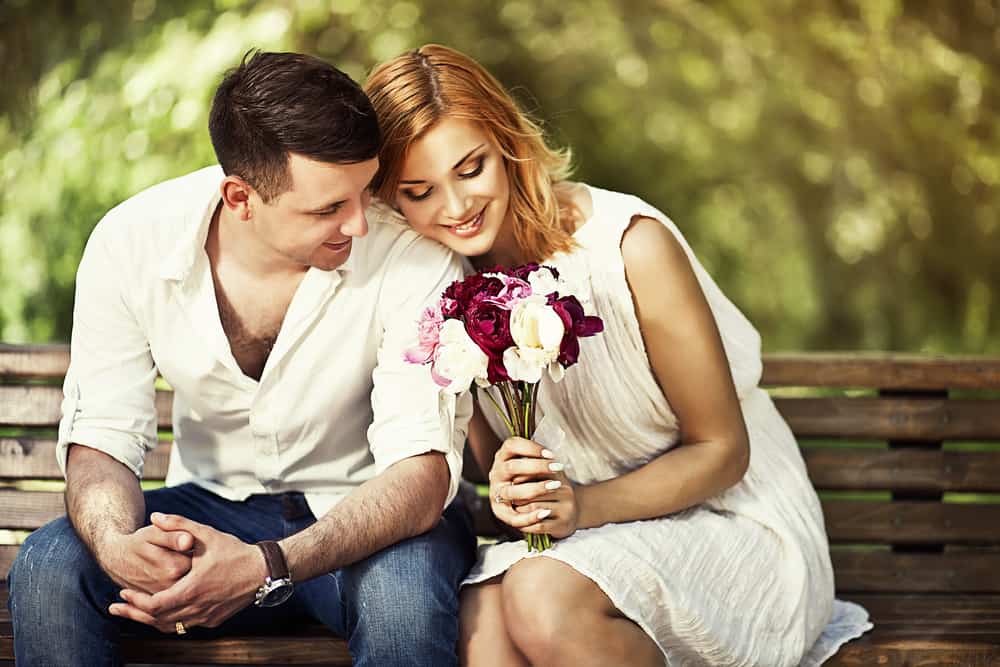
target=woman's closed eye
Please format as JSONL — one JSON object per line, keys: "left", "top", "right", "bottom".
{"left": 400, "top": 156, "right": 487, "bottom": 202}
{"left": 402, "top": 187, "right": 433, "bottom": 202}
{"left": 458, "top": 155, "right": 486, "bottom": 179}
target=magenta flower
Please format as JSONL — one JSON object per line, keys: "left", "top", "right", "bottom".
{"left": 483, "top": 273, "right": 533, "bottom": 308}
{"left": 441, "top": 273, "right": 506, "bottom": 319}
{"left": 551, "top": 295, "right": 604, "bottom": 367}
{"left": 464, "top": 300, "right": 515, "bottom": 383}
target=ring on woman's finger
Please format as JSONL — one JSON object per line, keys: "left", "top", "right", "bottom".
{"left": 494, "top": 482, "right": 511, "bottom": 505}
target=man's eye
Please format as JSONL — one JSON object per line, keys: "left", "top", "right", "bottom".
{"left": 459, "top": 157, "right": 485, "bottom": 179}
{"left": 315, "top": 205, "right": 343, "bottom": 216}
{"left": 403, "top": 188, "right": 432, "bottom": 201}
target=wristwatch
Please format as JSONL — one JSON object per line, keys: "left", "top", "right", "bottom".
{"left": 254, "top": 540, "right": 294, "bottom": 607}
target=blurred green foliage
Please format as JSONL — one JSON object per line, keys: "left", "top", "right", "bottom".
{"left": 1, "top": 0, "right": 997, "bottom": 352}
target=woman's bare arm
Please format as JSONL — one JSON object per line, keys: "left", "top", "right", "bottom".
{"left": 574, "top": 215, "right": 750, "bottom": 529}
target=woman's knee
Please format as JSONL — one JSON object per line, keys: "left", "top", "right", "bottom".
{"left": 500, "top": 558, "right": 584, "bottom": 660}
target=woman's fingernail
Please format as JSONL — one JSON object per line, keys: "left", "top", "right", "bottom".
{"left": 544, "top": 480, "right": 562, "bottom": 490}
{"left": 541, "top": 449, "right": 555, "bottom": 459}
{"left": 548, "top": 462, "right": 565, "bottom": 472}
{"left": 537, "top": 509, "right": 553, "bottom": 519}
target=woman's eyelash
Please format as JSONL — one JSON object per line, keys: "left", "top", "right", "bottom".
{"left": 459, "top": 156, "right": 485, "bottom": 178}
{"left": 405, "top": 188, "right": 432, "bottom": 201}
{"left": 402, "top": 156, "right": 486, "bottom": 201}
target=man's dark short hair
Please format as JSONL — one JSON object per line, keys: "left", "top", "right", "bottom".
{"left": 209, "top": 50, "right": 380, "bottom": 202}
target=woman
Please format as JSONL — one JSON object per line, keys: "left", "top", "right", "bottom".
{"left": 364, "top": 45, "right": 871, "bottom": 667}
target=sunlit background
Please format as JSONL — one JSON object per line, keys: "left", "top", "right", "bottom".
{"left": 1, "top": 0, "right": 997, "bottom": 352}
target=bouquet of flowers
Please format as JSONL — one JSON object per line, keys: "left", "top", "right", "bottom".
{"left": 404, "top": 263, "right": 604, "bottom": 550}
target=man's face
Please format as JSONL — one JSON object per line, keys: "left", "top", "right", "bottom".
{"left": 250, "top": 153, "right": 378, "bottom": 272}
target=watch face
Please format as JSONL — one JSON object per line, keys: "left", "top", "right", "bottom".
{"left": 259, "top": 579, "right": 294, "bottom": 607}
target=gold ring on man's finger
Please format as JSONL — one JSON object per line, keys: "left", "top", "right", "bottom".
{"left": 175, "top": 621, "right": 187, "bottom": 635}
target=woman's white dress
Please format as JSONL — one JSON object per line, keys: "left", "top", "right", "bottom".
{"left": 462, "top": 185, "right": 873, "bottom": 666}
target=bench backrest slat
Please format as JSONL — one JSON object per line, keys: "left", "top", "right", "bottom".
{"left": 803, "top": 448, "right": 1000, "bottom": 493}
{"left": 822, "top": 500, "right": 1000, "bottom": 543}
{"left": 761, "top": 353, "right": 1000, "bottom": 390}
{"left": 0, "top": 438, "right": 172, "bottom": 480}
{"left": 0, "top": 386, "right": 173, "bottom": 429}
{"left": 831, "top": 550, "right": 1000, "bottom": 593}
{"left": 775, "top": 397, "right": 1000, "bottom": 441}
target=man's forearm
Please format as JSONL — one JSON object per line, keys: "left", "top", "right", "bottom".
{"left": 65, "top": 443, "right": 145, "bottom": 559}
{"left": 280, "top": 452, "right": 450, "bottom": 582}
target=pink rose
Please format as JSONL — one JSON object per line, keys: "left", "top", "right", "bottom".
{"left": 403, "top": 306, "right": 444, "bottom": 364}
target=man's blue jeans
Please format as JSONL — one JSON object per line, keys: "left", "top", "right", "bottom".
{"left": 7, "top": 482, "right": 477, "bottom": 666}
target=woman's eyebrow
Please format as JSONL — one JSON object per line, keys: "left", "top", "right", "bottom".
{"left": 451, "top": 144, "right": 485, "bottom": 170}
{"left": 399, "top": 144, "right": 485, "bottom": 185}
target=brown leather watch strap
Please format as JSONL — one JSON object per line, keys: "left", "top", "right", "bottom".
{"left": 256, "top": 540, "right": 290, "bottom": 581}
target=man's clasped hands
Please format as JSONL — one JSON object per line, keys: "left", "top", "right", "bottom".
{"left": 103, "top": 513, "right": 265, "bottom": 633}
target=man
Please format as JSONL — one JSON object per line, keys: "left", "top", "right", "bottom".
{"left": 7, "top": 51, "right": 475, "bottom": 666}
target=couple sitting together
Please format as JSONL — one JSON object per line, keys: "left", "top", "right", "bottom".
{"left": 7, "top": 46, "right": 871, "bottom": 666}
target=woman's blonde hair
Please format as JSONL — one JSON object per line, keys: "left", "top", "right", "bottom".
{"left": 365, "top": 44, "right": 578, "bottom": 262}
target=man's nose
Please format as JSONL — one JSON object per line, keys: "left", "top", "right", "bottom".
{"left": 342, "top": 205, "right": 368, "bottom": 238}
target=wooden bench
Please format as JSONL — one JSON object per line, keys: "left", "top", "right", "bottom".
{"left": 2, "top": 343, "right": 999, "bottom": 665}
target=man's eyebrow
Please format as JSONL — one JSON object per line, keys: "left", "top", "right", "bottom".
{"left": 306, "top": 198, "right": 347, "bottom": 213}
{"left": 398, "top": 144, "right": 486, "bottom": 185}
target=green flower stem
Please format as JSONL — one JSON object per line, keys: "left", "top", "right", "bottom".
{"left": 479, "top": 386, "right": 515, "bottom": 435}
{"left": 482, "top": 380, "right": 553, "bottom": 553}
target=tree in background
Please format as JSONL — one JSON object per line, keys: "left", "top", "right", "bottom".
{"left": 1, "top": 0, "right": 997, "bottom": 352}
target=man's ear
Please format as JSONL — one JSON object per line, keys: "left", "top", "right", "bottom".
{"left": 220, "top": 176, "right": 255, "bottom": 221}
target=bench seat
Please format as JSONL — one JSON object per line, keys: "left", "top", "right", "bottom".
{"left": 3, "top": 585, "right": 1000, "bottom": 665}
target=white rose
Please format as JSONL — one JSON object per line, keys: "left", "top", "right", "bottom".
{"left": 527, "top": 267, "right": 562, "bottom": 296}
{"left": 503, "top": 347, "right": 552, "bottom": 383}
{"left": 504, "top": 297, "right": 565, "bottom": 382}
{"left": 509, "top": 296, "right": 564, "bottom": 352}
{"left": 433, "top": 319, "right": 489, "bottom": 393}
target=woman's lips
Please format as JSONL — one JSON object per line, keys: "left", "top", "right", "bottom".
{"left": 448, "top": 209, "right": 484, "bottom": 237}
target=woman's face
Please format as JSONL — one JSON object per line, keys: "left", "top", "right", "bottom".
{"left": 394, "top": 117, "right": 511, "bottom": 260}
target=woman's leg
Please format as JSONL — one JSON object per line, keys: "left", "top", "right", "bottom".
{"left": 501, "top": 556, "right": 662, "bottom": 667}
{"left": 459, "top": 576, "right": 530, "bottom": 667}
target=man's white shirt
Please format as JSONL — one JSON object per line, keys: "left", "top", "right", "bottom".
{"left": 57, "top": 165, "right": 470, "bottom": 518}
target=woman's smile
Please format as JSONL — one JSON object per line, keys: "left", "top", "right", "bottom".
{"left": 446, "top": 208, "right": 486, "bottom": 237}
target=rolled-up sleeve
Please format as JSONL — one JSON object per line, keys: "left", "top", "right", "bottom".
{"left": 368, "top": 237, "right": 470, "bottom": 510}
{"left": 56, "top": 219, "right": 158, "bottom": 479}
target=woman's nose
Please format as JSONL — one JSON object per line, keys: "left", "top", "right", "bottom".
{"left": 442, "top": 183, "right": 471, "bottom": 221}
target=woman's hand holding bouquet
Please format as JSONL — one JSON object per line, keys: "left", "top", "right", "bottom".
{"left": 405, "top": 264, "right": 603, "bottom": 550}
{"left": 488, "top": 436, "right": 582, "bottom": 542}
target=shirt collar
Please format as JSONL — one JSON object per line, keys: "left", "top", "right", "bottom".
{"left": 158, "top": 166, "right": 224, "bottom": 282}
{"left": 157, "top": 165, "right": 365, "bottom": 282}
